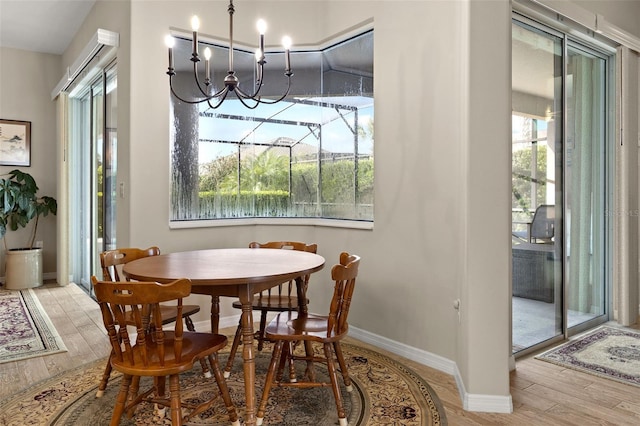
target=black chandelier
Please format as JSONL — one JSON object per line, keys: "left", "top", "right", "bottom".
{"left": 165, "top": 0, "right": 293, "bottom": 109}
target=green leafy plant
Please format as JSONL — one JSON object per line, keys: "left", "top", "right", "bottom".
{"left": 0, "top": 169, "right": 57, "bottom": 251}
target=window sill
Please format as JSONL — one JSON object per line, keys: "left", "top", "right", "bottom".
{"left": 169, "top": 217, "right": 374, "bottom": 230}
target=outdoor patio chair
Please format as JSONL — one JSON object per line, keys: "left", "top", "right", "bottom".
{"left": 513, "top": 204, "right": 555, "bottom": 244}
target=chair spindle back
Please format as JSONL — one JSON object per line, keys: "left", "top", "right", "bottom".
{"left": 100, "top": 247, "right": 161, "bottom": 281}
{"left": 91, "top": 276, "right": 191, "bottom": 367}
{"left": 327, "top": 252, "right": 360, "bottom": 337}
{"left": 249, "top": 241, "right": 318, "bottom": 302}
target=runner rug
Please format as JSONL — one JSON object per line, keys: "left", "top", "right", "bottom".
{"left": 0, "top": 288, "right": 67, "bottom": 364}
{"left": 536, "top": 325, "right": 640, "bottom": 387}
{"left": 0, "top": 342, "right": 447, "bottom": 425}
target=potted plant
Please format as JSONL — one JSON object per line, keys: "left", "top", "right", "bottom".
{"left": 0, "top": 169, "right": 57, "bottom": 289}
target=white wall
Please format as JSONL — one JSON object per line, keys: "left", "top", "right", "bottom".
{"left": 464, "top": 0, "right": 512, "bottom": 403}
{"left": 573, "top": 0, "right": 640, "bottom": 37}
{"left": 0, "top": 47, "right": 60, "bottom": 276}
{"left": 127, "top": 0, "right": 469, "bottom": 355}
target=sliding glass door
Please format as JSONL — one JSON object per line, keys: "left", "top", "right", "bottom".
{"left": 512, "top": 17, "right": 611, "bottom": 355}
{"left": 68, "top": 62, "right": 118, "bottom": 295}
{"left": 565, "top": 44, "right": 608, "bottom": 330}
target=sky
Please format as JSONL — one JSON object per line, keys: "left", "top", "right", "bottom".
{"left": 197, "top": 97, "right": 373, "bottom": 164}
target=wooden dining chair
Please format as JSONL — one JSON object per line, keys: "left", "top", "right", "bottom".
{"left": 95, "top": 247, "right": 207, "bottom": 398}
{"left": 256, "top": 252, "right": 361, "bottom": 426}
{"left": 222, "top": 241, "right": 318, "bottom": 378}
{"left": 92, "top": 276, "right": 240, "bottom": 426}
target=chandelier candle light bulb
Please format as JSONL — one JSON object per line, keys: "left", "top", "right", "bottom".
{"left": 282, "top": 36, "right": 292, "bottom": 73}
{"left": 165, "top": 0, "right": 294, "bottom": 109}
{"left": 204, "top": 47, "right": 212, "bottom": 84}
{"left": 191, "top": 15, "right": 200, "bottom": 60}
{"left": 257, "top": 19, "right": 266, "bottom": 63}
{"left": 165, "top": 35, "right": 175, "bottom": 71}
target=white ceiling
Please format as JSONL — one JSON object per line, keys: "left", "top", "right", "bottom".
{"left": 0, "top": 0, "right": 96, "bottom": 55}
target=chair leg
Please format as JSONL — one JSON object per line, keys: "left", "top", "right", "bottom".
{"left": 209, "top": 351, "right": 241, "bottom": 426}
{"left": 324, "top": 343, "right": 348, "bottom": 426}
{"left": 111, "top": 374, "right": 132, "bottom": 426}
{"left": 154, "top": 376, "right": 167, "bottom": 419}
{"left": 198, "top": 357, "right": 212, "bottom": 378}
{"left": 96, "top": 355, "right": 113, "bottom": 397}
{"left": 286, "top": 341, "right": 297, "bottom": 383}
{"left": 275, "top": 340, "right": 293, "bottom": 382}
{"left": 210, "top": 296, "right": 221, "bottom": 334}
{"left": 169, "top": 374, "right": 182, "bottom": 426}
{"left": 256, "top": 340, "right": 284, "bottom": 426}
{"left": 184, "top": 315, "right": 213, "bottom": 378}
{"left": 333, "top": 341, "right": 353, "bottom": 392}
{"left": 304, "top": 340, "right": 317, "bottom": 381}
{"left": 257, "top": 310, "right": 268, "bottom": 351}
{"left": 224, "top": 321, "right": 242, "bottom": 378}
{"left": 184, "top": 315, "right": 196, "bottom": 332}
{"left": 125, "top": 375, "right": 141, "bottom": 419}
{"left": 156, "top": 375, "right": 166, "bottom": 400}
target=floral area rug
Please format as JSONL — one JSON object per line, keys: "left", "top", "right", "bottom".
{"left": 536, "top": 325, "right": 640, "bottom": 387}
{"left": 0, "top": 342, "right": 447, "bottom": 425}
{"left": 0, "top": 288, "right": 67, "bottom": 364}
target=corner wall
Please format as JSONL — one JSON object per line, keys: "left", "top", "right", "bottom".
{"left": 0, "top": 47, "right": 60, "bottom": 277}
{"left": 460, "top": 0, "right": 512, "bottom": 409}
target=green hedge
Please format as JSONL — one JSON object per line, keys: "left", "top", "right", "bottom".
{"left": 195, "top": 158, "right": 374, "bottom": 220}
{"left": 198, "top": 190, "right": 292, "bottom": 218}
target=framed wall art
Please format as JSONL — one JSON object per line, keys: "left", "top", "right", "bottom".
{"left": 0, "top": 119, "right": 31, "bottom": 166}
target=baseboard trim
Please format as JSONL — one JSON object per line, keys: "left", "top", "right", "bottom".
{"left": 197, "top": 316, "right": 513, "bottom": 414}
{"left": 349, "top": 326, "right": 511, "bottom": 413}
{"left": 348, "top": 325, "right": 457, "bottom": 374}
{"left": 193, "top": 314, "right": 246, "bottom": 333}
{"left": 44, "top": 272, "right": 57, "bottom": 281}
{"left": 0, "top": 272, "right": 58, "bottom": 284}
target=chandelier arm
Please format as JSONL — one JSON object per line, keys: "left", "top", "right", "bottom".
{"left": 247, "top": 81, "right": 265, "bottom": 99}
{"left": 233, "top": 88, "right": 261, "bottom": 109}
{"left": 206, "top": 87, "right": 232, "bottom": 109}
{"left": 233, "top": 84, "right": 261, "bottom": 100}
{"left": 236, "top": 77, "right": 292, "bottom": 105}
{"left": 192, "top": 61, "right": 213, "bottom": 99}
{"left": 169, "top": 78, "right": 208, "bottom": 104}
{"left": 253, "top": 80, "right": 292, "bottom": 104}
{"left": 233, "top": 65, "right": 268, "bottom": 100}
{"left": 211, "top": 86, "right": 231, "bottom": 99}
{"left": 169, "top": 76, "right": 228, "bottom": 104}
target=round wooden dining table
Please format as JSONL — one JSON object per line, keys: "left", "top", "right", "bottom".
{"left": 123, "top": 248, "right": 325, "bottom": 426}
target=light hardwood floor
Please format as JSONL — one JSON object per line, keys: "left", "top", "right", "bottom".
{"left": 0, "top": 282, "right": 112, "bottom": 401}
{"left": 2, "top": 282, "right": 640, "bottom": 425}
